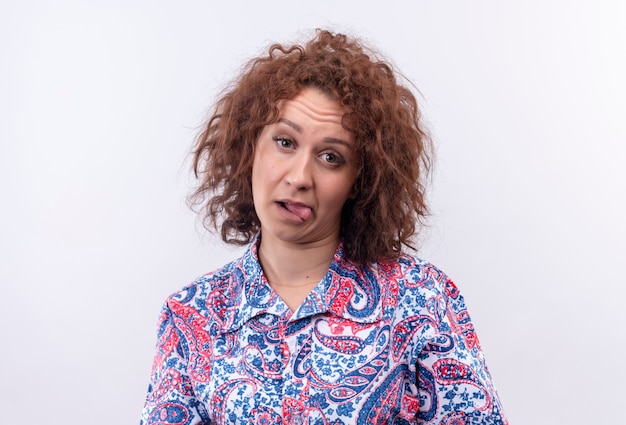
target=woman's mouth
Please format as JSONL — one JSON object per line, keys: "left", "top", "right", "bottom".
{"left": 277, "top": 201, "right": 312, "bottom": 221}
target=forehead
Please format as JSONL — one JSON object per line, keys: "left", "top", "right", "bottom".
{"left": 276, "top": 87, "right": 347, "bottom": 126}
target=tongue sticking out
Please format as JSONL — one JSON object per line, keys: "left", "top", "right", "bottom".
{"left": 283, "top": 202, "right": 312, "bottom": 221}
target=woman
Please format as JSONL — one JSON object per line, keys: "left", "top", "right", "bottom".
{"left": 140, "top": 30, "right": 508, "bottom": 424}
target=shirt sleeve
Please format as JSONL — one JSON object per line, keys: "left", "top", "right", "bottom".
{"left": 140, "top": 300, "right": 210, "bottom": 425}
{"left": 416, "top": 277, "right": 508, "bottom": 425}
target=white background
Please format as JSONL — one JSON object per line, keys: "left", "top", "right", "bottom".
{"left": 1, "top": 1, "right": 625, "bottom": 424}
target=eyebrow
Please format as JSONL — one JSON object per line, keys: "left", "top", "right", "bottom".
{"left": 277, "top": 118, "right": 352, "bottom": 148}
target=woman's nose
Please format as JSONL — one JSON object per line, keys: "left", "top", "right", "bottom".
{"left": 285, "top": 154, "right": 313, "bottom": 190}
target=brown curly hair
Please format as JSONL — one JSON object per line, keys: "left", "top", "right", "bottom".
{"left": 189, "top": 29, "right": 433, "bottom": 263}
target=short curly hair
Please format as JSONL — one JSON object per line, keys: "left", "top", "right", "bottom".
{"left": 189, "top": 29, "right": 433, "bottom": 263}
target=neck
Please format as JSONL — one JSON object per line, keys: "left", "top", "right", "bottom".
{"left": 257, "top": 234, "right": 338, "bottom": 288}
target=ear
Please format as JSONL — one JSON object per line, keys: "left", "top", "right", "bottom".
{"left": 348, "top": 169, "right": 361, "bottom": 199}
{"left": 347, "top": 183, "right": 359, "bottom": 200}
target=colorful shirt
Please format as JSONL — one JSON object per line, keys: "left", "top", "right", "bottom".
{"left": 140, "top": 240, "right": 507, "bottom": 424}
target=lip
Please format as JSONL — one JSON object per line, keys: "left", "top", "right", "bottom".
{"left": 276, "top": 199, "right": 313, "bottom": 208}
{"left": 275, "top": 199, "right": 314, "bottom": 222}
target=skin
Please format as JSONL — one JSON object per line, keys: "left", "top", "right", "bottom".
{"left": 251, "top": 87, "right": 357, "bottom": 311}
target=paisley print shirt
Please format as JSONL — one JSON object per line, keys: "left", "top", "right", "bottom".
{"left": 140, "top": 240, "right": 507, "bottom": 424}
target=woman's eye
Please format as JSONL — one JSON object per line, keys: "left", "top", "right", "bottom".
{"left": 273, "top": 137, "right": 293, "bottom": 149}
{"left": 322, "top": 152, "right": 344, "bottom": 164}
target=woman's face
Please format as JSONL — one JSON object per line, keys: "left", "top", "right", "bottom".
{"left": 251, "top": 87, "right": 357, "bottom": 247}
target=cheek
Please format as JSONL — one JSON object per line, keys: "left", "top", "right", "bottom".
{"left": 327, "top": 177, "right": 357, "bottom": 208}
{"left": 251, "top": 158, "right": 264, "bottom": 201}
{"left": 251, "top": 153, "right": 278, "bottom": 205}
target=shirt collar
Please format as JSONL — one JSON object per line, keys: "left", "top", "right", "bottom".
{"left": 220, "top": 237, "right": 386, "bottom": 333}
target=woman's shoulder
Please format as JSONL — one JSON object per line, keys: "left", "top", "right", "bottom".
{"left": 163, "top": 256, "right": 243, "bottom": 314}
{"left": 380, "top": 253, "right": 454, "bottom": 291}
{"left": 375, "top": 253, "right": 462, "bottom": 314}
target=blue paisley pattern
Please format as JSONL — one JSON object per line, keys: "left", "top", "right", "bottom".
{"left": 140, "top": 240, "right": 507, "bottom": 424}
